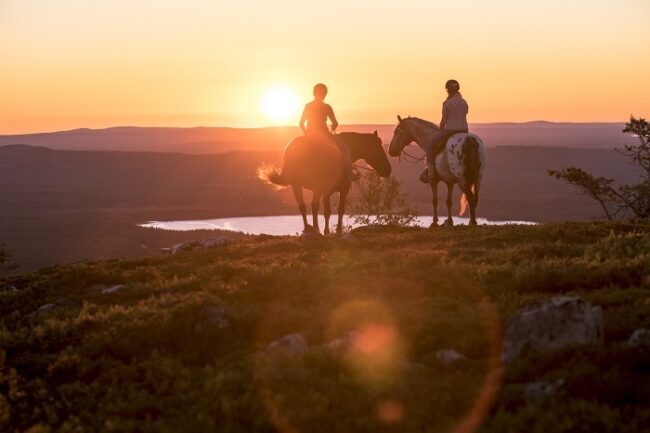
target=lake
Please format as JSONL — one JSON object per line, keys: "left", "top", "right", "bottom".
{"left": 140, "top": 215, "right": 536, "bottom": 235}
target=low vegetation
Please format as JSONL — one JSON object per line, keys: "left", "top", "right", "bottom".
{"left": 0, "top": 221, "right": 649, "bottom": 432}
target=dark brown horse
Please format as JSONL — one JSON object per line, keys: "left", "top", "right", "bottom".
{"left": 258, "top": 131, "right": 391, "bottom": 234}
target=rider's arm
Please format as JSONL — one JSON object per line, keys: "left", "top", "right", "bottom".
{"left": 439, "top": 103, "right": 448, "bottom": 130}
{"left": 327, "top": 105, "right": 339, "bottom": 132}
{"left": 299, "top": 105, "right": 308, "bottom": 134}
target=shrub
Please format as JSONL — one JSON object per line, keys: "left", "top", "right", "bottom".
{"left": 349, "top": 173, "right": 418, "bottom": 226}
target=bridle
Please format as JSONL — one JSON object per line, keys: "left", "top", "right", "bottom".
{"left": 392, "top": 123, "right": 425, "bottom": 164}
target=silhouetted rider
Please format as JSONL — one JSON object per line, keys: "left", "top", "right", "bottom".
{"left": 300, "top": 83, "right": 354, "bottom": 183}
{"left": 422, "top": 79, "right": 469, "bottom": 182}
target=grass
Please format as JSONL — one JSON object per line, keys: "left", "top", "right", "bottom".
{"left": 0, "top": 221, "right": 649, "bottom": 432}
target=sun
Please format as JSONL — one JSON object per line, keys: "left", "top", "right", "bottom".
{"left": 259, "top": 86, "right": 299, "bottom": 125}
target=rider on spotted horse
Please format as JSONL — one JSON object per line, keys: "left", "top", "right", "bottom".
{"left": 420, "top": 79, "right": 469, "bottom": 183}
{"left": 299, "top": 83, "right": 355, "bottom": 183}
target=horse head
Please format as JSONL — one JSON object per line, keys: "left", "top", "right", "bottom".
{"left": 365, "top": 130, "right": 392, "bottom": 177}
{"left": 388, "top": 115, "right": 413, "bottom": 157}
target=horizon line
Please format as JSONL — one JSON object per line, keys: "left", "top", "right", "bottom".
{"left": 0, "top": 119, "right": 629, "bottom": 136}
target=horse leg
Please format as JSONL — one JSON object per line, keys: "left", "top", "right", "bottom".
{"left": 323, "top": 194, "right": 332, "bottom": 235}
{"left": 444, "top": 183, "right": 454, "bottom": 226}
{"left": 311, "top": 191, "right": 321, "bottom": 233}
{"left": 462, "top": 184, "right": 478, "bottom": 226}
{"left": 430, "top": 181, "right": 439, "bottom": 228}
{"left": 337, "top": 188, "right": 349, "bottom": 234}
{"left": 293, "top": 185, "right": 310, "bottom": 232}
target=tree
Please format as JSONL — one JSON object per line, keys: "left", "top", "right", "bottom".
{"left": 348, "top": 173, "right": 419, "bottom": 226}
{"left": 548, "top": 116, "right": 650, "bottom": 220}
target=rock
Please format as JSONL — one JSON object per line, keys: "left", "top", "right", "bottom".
{"left": 525, "top": 379, "right": 565, "bottom": 404}
{"left": 87, "top": 284, "right": 126, "bottom": 295}
{"left": 169, "top": 240, "right": 202, "bottom": 255}
{"left": 324, "top": 331, "right": 359, "bottom": 353}
{"left": 163, "top": 237, "right": 227, "bottom": 255}
{"left": 195, "top": 304, "right": 232, "bottom": 332}
{"left": 101, "top": 284, "right": 126, "bottom": 295}
{"left": 37, "top": 303, "right": 56, "bottom": 312}
{"left": 201, "top": 236, "right": 228, "bottom": 249}
{"left": 436, "top": 349, "right": 467, "bottom": 367}
{"left": 266, "top": 333, "right": 309, "bottom": 357}
{"left": 300, "top": 230, "right": 323, "bottom": 240}
{"left": 627, "top": 328, "right": 650, "bottom": 347}
{"left": 1, "top": 284, "right": 17, "bottom": 292}
{"left": 338, "top": 232, "right": 358, "bottom": 242}
{"left": 503, "top": 297, "right": 603, "bottom": 363}
{"left": 401, "top": 360, "right": 429, "bottom": 374}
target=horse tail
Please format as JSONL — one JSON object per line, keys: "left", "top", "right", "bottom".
{"left": 257, "top": 163, "right": 290, "bottom": 190}
{"left": 459, "top": 136, "right": 481, "bottom": 216}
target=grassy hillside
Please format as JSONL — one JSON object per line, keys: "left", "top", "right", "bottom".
{"left": 1, "top": 222, "right": 649, "bottom": 433}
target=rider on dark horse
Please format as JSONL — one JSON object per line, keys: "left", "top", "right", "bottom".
{"left": 299, "top": 83, "right": 355, "bottom": 183}
{"left": 421, "top": 79, "right": 469, "bottom": 183}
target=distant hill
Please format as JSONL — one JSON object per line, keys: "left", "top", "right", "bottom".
{"left": 0, "top": 122, "right": 630, "bottom": 154}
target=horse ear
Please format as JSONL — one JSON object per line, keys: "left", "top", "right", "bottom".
{"left": 397, "top": 115, "right": 402, "bottom": 122}
{"left": 373, "top": 130, "right": 378, "bottom": 136}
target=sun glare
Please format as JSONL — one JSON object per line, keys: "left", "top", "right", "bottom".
{"left": 260, "top": 86, "right": 299, "bottom": 125}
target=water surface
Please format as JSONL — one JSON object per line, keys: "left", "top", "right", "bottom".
{"left": 140, "top": 215, "right": 536, "bottom": 235}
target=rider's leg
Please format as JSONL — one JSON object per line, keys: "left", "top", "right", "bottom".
{"left": 333, "top": 135, "right": 354, "bottom": 182}
{"left": 423, "top": 130, "right": 448, "bottom": 182}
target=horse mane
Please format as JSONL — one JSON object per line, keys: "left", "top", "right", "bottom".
{"left": 404, "top": 117, "right": 439, "bottom": 130}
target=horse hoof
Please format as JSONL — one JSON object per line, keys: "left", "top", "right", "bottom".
{"left": 443, "top": 219, "right": 454, "bottom": 227}
{"left": 429, "top": 222, "right": 438, "bottom": 229}
{"left": 468, "top": 220, "right": 478, "bottom": 226}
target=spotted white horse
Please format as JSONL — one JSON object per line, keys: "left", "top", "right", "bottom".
{"left": 388, "top": 116, "right": 487, "bottom": 226}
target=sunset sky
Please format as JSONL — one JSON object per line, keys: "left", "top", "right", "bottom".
{"left": 1, "top": 0, "right": 649, "bottom": 133}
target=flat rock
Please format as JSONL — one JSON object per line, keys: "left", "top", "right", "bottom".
{"left": 267, "top": 333, "right": 309, "bottom": 357}
{"left": 627, "top": 328, "right": 650, "bottom": 347}
{"left": 436, "top": 349, "right": 467, "bottom": 367}
{"left": 503, "top": 296, "right": 603, "bottom": 363}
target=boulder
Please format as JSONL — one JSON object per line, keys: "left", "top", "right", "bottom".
{"left": 503, "top": 297, "right": 603, "bottom": 363}
{"left": 194, "top": 304, "right": 232, "bottom": 332}
{"left": 436, "top": 349, "right": 467, "bottom": 367}
{"left": 201, "top": 236, "right": 228, "bottom": 249}
{"left": 267, "top": 333, "right": 309, "bottom": 357}
{"left": 627, "top": 328, "right": 650, "bottom": 347}
{"left": 525, "top": 378, "right": 565, "bottom": 404}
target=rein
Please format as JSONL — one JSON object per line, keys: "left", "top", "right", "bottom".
{"left": 400, "top": 148, "right": 426, "bottom": 163}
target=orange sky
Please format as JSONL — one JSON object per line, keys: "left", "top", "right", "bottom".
{"left": 1, "top": 0, "right": 649, "bottom": 133}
